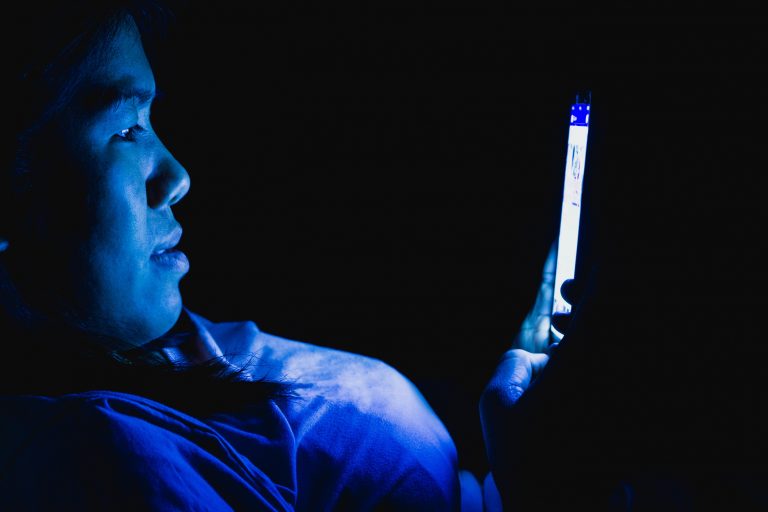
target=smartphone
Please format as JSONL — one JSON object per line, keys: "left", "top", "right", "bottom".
{"left": 551, "top": 93, "right": 591, "bottom": 341}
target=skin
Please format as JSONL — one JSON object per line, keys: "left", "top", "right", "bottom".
{"left": 2, "top": 16, "right": 190, "bottom": 349}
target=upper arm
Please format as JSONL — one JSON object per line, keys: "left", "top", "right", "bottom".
{"left": 268, "top": 343, "right": 462, "bottom": 510}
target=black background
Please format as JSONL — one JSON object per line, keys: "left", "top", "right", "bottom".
{"left": 148, "top": 4, "right": 767, "bottom": 477}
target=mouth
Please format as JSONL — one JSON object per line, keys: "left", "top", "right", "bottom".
{"left": 151, "top": 227, "right": 189, "bottom": 274}
{"left": 153, "top": 227, "right": 183, "bottom": 254}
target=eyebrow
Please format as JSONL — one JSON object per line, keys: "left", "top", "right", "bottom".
{"left": 80, "top": 81, "right": 157, "bottom": 114}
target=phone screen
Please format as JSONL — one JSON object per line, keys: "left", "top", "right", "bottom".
{"left": 551, "top": 98, "right": 590, "bottom": 340}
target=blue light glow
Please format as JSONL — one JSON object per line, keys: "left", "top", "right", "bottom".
{"left": 551, "top": 101, "right": 590, "bottom": 340}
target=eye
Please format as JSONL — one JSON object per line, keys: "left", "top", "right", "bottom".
{"left": 114, "top": 125, "right": 143, "bottom": 142}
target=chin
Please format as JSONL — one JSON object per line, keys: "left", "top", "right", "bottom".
{"left": 135, "top": 289, "right": 184, "bottom": 343}
{"left": 154, "top": 291, "right": 184, "bottom": 337}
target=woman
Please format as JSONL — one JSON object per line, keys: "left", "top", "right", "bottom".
{"left": 1, "top": 1, "right": 503, "bottom": 509}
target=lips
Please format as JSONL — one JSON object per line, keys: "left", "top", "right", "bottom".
{"left": 150, "top": 248, "right": 189, "bottom": 273}
{"left": 151, "top": 226, "right": 189, "bottom": 274}
{"left": 153, "top": 226, "right": 183, "bottom": 255}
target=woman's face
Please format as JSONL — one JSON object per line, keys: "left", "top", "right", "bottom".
{"left": 16, "top": 16, "right": 191, "bottom": 348}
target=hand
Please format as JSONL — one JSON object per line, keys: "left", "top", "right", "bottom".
{"left": 513, "top": 243, "right": 586, "bottom": 352}
{"left": 481, "top": 250, "right": 594, "bottom": 510}
{"left": 479, "top": 348, "right": 549, "bottom": 490}
{"left": 480, "top": 348, "right": 549, "bottom": 413}
{"left": 551, "top": 278, "right": 584, "bottom": 338}
{"left": 512, "top": 244, "right": 556, "bottom": 353}
{"left": 479, "top": 348, "right": 549, "bottom": 511}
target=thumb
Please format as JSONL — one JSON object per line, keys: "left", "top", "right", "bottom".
{"left": 484, "top": 349, "right": 549, "bottom": 408}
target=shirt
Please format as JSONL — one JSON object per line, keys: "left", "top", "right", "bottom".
{"left": 0, "top": 309, "right": 461, "bottom": 511}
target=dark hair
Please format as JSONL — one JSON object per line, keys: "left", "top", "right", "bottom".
{"left": 0, "top": 0, "right": 295, "bottom": 413}
{"left": 0, "top": 318, "right": 296, "bottom": 416}
{"left": 2, "top": 0, "right": 172, "bottom": 237}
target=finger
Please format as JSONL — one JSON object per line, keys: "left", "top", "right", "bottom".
{"left": 497, "top": 349, "right": 549, "bottom": 388}
{"left": 514, "top": 312, "right": 551, "bottom": 353}
{"left": 535, "top": 243, "right": 557, "bottom": 316}
{"left": 542, "top": 241, "right": 557, "bottom": 284}
{"left": 551, "top": 312, "right": 571, "bottom": 337}
{"left": 502, "top": 349, "right": 549, "bottom": 376}
{"left": 560, "top": 279, "right": 574, "bottom": 305}
{"left": 479, "top": 349, "right": 551, "bottom": 478}
{"left": 514, "top": 244, "right": 558, "bottom": 352}
{"left": 560, "top": 278, "right": 584, "bottom": 306}
{"left": 486, "top": 349, "right": 550, "bottom": 407}
{"left": 533, "top": 242, "right": 557, "bottom": 312}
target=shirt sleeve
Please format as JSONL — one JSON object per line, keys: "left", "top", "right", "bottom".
{"left": 272, "top": 347, "right": 462, "bottom": 511}
{"left": 0, "top": 392, "right": 295, "bottom": 512}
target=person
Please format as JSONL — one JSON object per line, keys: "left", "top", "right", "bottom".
{"left": 11, "top": 2, "right": 765, "bottom": 511}
{"left": 1, "top": 1, "right": 492, "bottom": 509}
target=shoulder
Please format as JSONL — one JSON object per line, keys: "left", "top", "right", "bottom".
{"left": 264, "top": 330, "right": 449, "bottom": 435}
{"left": 195, "top": 313, "right": 461, "bottom": 509}
{"left": 257, "top": 332, "right": 460, "bottom": 510}
{"left": 193, "top": 311, "right": 447, "bottom": 429}
{"left": 200, "top": 312, "right": 453, "bottom": 446}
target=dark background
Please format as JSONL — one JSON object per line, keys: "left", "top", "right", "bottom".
{"left": 148, "top": 4, "right": 766, "bottom": 477}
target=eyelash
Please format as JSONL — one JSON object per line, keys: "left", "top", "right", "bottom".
{"left": 114, "top": 125, "right": 144, "bottom": 142}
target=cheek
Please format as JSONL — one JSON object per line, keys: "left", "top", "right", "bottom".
{"left": 70, "top": 172, "right": 183, "bottom": 341}
{"left": 76, "top": 169, "right": 151, "bottom": 296}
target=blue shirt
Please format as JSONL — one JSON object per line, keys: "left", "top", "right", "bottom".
{"left": 0, "top": 310, "right": 461, "bottom": 510}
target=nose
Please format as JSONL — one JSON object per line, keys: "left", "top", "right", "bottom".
{"left": 147, "top": 140, "right": 190, "bottom": 209}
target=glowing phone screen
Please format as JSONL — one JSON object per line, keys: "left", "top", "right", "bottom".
{"left": 551, "top": 100, "right": 590, "bottom": 340}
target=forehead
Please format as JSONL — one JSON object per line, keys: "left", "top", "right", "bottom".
{"left": 86, "top": 17, "right": 155, "bottom": 96}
